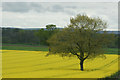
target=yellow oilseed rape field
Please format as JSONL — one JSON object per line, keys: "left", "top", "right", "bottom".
{"left": 2, "top": 50, "right": 120, "bottom": 78}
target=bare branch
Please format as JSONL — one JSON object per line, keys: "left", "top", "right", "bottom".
{"left": 83, "top": 54, "right": 89, "bottom": 61}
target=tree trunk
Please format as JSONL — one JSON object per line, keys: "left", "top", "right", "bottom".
{"left": 80, "top": 60, "right": 84, "bottom": 71}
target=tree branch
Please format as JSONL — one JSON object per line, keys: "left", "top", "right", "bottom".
{"left": 83, "top": 54, "right": 89, "bottom": 61}
{"left": 71, "top": 47, "right": 79, "bottom": 56}
{"left": 68, "top": 47, "right": 82, "bottom": 60}
{"left": 76, "top": 43, "right": 84, "bottom": 54}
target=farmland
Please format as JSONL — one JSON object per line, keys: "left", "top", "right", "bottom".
{"left": 1, "top": 3, "right": 119, "bottom": 79}
{"left": 2, "top": 49, "right": 119, "bottom": 78}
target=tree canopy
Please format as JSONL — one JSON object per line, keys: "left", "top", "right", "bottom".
{"left": 46, "top": 24, "right": 57, "bottom": 31}
{"left": 47, "top": 14, "right": 115, "bottom": 71}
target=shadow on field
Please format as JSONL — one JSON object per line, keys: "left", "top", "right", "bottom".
{"left": 44, "top": 68, "right": 100, "bottom": 72}
{"left": 64, "top": 69, "right": 96, "bottom": 71}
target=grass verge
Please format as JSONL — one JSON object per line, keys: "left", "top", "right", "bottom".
{"left": 2, "top": 43, "right": 48, "bottom": 51}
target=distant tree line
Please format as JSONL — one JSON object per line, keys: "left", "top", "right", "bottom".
{"left": 2, "top": 24, "right": 119, "bottom": 48}
{"left": 2, "top": 24, "right": 58, "bottom": 45}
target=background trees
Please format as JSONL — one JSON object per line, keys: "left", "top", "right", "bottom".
{"left": 2, "top": 28, "right": 39, "bottom": 45}
{"left": 2, "top": 24, "right": 58, "bottom": 45}
{"left": 35, "top": 24, "right": 58, "bottom": 45}
{"left": 47, "top": 14, "right": 115, "bottom": 71}
{"left": 46, "top": 24, "right": 57, "bottom": 31}
{"left": 2, "top": 25, "right": 118, "bottom": 48}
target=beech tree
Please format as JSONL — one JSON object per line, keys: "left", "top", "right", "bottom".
{"left": 47, "top": 14, "right": 115, "bottom": 71}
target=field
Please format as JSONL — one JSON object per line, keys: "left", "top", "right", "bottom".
{"left": 2, "top": 49, "right": 119, "bottom": 78}
{"left": 2, "top": 43, "right": 119, "bottom": 54}
{"left": 2, "top": 43, "right": 48, "bottom": 51}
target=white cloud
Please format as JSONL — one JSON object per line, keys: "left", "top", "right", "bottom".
{"left": 2, "top": 0, "right": 119, "bottom": 2}
{"left": 2, "top": 2, "right": 118, "bottom": 30}
{"left": 0, "top": 6, "right": 2, "bottom": 27}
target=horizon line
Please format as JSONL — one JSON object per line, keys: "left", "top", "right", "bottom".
{"left": 1, "top": 26, "right": 119, "bottom": 31}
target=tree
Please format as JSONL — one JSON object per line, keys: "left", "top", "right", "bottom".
{"left": 46, "top": 24, "right": 57, "bottom": 31}
{"left": 47, "top": 14, "right": 115, "bottom": 71}
{"left": 35, "top": 24, "right": 59, "bottom": 46}
{"left": 35, "top": 29, "right": 49, "bottom": 45}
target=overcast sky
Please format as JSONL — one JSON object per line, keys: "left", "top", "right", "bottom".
{"left": 1, "top": 2, "right": 118, "bottom": 30}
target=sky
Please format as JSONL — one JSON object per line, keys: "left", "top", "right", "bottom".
{"left": 1, "top": 0, "right": 119, "bottom": 2}
{"left": 1, "top": 1, "right": 119, "bottom": 31}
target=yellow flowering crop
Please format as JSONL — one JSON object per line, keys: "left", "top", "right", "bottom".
{"left": 2, "top": 50, "right": 119, "bottom": 78}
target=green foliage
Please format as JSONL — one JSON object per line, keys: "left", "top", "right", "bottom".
{"left": 48, "top": 14, "right": 114, "bottom": 57}
{"left": 69, "top": 14, "right": 107, "bottom": 31}
{"left": 2, "top": 24, "right": 59, "bottom": 46}
{"left": 35, "top": 24, "right": 58, "bottom": 45}
{"left": 47, "top": 14, "right": 115, "bottom": 70}
{"left": 46, "top": 24, "right": 57, "bottom": 31}
{"left": 2, "top": 28, "right": 40, "bottom": 45}
{"left": 35, "top": 29, "right": 49, "bottom": 45}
